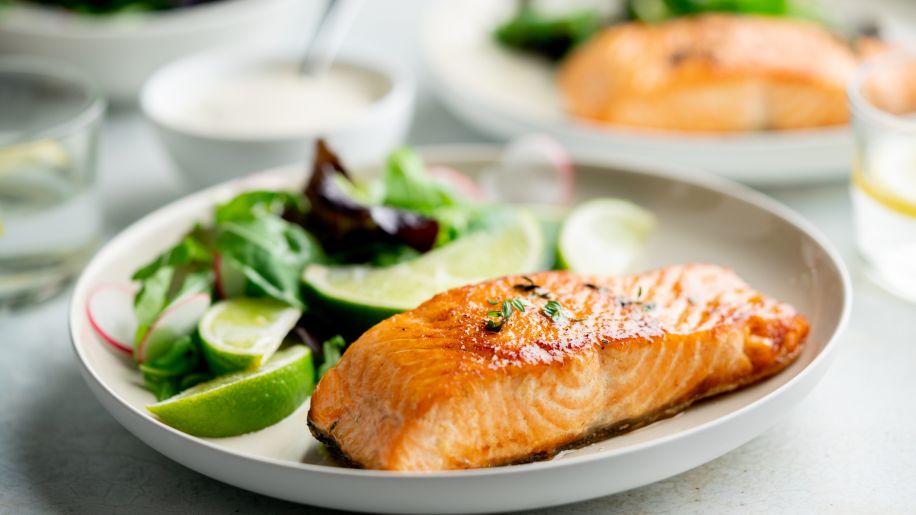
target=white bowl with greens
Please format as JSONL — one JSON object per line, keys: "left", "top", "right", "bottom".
{"left": 0, "top": 0, "right": 319, "bottom": 101}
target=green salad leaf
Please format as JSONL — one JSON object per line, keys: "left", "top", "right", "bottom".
{"left": 317, "top": 335, "right": 346, "bottom": 379}
{"left": 24, "top": 0, "right": 221, "bottom": 15}
{"left": 627, "top": 0, "right": 819, "bottom": 22}
{"left": 132, "top": 226, "right": 214, "bottom": 344}
{"left": 215, "top": 214, "right": 324, "bottom": 309}
{"left": 382, "top": 148, "right": 463, "bottom": 213}
{"left": 494, "top": 5, "right": 603, "bottom": 61}
{"left": 214, "top": 190, "right": 306, "bottom": 225}
{"left": 138, "top": 334, "right": 211, "bottom": 401}
{"left": 380, "top": 147, "right": 498, "bottom": 246}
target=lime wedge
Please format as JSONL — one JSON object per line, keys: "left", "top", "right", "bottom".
{"left": 302, "top": 210, "right": 545, "bottom": 330}
{"left": 199, "top": 298, "right": 302, "bottom": 375}
{"left": 557, "top": 199, "right": 655, "bottom": 275}
{"left": 147, "top": 345, "right": 314, "bottom": 437}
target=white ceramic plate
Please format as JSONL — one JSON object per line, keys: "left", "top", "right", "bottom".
{"left": 421, "top": 0, "right": 858, "bottom": 185}
{"left": 70, "top": 147, "right": 850, "bottom": 513}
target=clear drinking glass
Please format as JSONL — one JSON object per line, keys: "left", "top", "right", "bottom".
{"left": 849, "top": 52, "right": 916, "bottom": 302}
{"left": 0, "top": 57, "right": 105, "bottom": 308}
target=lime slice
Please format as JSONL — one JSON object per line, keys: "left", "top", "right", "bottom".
{"left": 147, "top": 345, "right": 314, "bottom": 437}
{"left": 302, "top": 210, "right": 545, "bottom": 330}
{"left": 557, "top": 198, "right": 655, "bottom": 275}
{"left": 199, "top": 298, "right": 302, "bottom": 375}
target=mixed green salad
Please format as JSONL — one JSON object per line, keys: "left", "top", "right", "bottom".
{"left": 89, "top": 140, "right": 655, "bottom": 438}
{"left": 495, "top": 0, "right": 821, "bottom": 61}
{"left": 16, "top": 0, "right": 221, "bottom": 15}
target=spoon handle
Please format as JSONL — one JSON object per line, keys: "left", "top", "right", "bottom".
{"left": 301, "top": 0, "right": 366, "bottom": 76}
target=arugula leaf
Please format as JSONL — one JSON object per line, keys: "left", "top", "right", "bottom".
{"left": 317, "top": 335, "right": 346, "bottom": 379}
{"left": 214, "top": 191, "right": 306, "bottom": 225}
{"left": 216, "top": 214, "right": 324, "bottom": 309}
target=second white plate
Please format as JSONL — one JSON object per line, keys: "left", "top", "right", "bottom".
{"left": 421, "top": 0, "right": 854, "bottom": 185}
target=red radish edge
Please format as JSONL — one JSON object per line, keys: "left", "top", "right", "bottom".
{"left": 86, "top": 283, "right": 137, "bottom": 356}
{"left": 539, "top": 137, "right": 575, "bottom": 206}
{"left": 136, "top": 292, "right": 212, "bottom": 364}
{"left": 503, "top": 134, "right": 576, "bottom": 206}
{"left": 428, "top": 165, "right": 485, "bottom": 201}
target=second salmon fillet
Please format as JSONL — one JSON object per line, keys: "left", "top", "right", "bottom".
{"left": 308, "top": 264, "right": 808, "bottom": 471}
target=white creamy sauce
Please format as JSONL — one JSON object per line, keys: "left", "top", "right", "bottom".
{"left": 166, "top": 62, "right": 388, "bottom": 137}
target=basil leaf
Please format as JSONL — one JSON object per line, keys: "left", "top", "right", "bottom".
{"left": 317, "top": 335, "right": 346, "bottom": 379}
{"left": 215, "top": 191, "right": 306, "bottom": 224}
{"left": 216, "top": 214, "right": 324, "bottom": 309}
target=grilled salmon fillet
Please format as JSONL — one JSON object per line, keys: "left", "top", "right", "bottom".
{"left": 559, "top": 14, "right": 858, "bottom": 132}
{"left": 308, "top": 264, "right": 808, "bottom": 471}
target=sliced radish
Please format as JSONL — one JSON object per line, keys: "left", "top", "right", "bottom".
{"left": 479, "top": 134, "right": 575, "bottom": 206}
{"left": 428, "top": 165, "right": 484, "bottom": 201}
{"left": 135, "top": 292, "right": 212, "bottom": 364}
{"left": 86, "top": 283, "right": 138, "bottom": 356}
{"left": 214, "top": 253, "right": 246, "bottom": 300}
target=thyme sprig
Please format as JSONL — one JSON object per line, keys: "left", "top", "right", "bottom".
{"left": 513, "top": 275, "right": 553, "bottom": 300}
{"left": 485, "top": 276, "right": 591, "bottom": 331}
{"left": 542, "top": 299, "right": 585, "bottom": 325}
{"left": 485, "top": 297, "right": 529, "bottom": 332}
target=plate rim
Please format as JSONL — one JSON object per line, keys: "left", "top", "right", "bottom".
{"left": 69, "top": 145, "right": 852, "bottom": 482}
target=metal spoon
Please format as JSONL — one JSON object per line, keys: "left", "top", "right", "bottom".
{"left": 300, "top": 0, "right": 366, "bottom": 76}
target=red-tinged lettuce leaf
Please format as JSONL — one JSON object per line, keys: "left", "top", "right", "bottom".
{"left": 304, "top": 140, "right": 440, "bottom": 254}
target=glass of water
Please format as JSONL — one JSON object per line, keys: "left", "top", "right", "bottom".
{"left": 849, "top": 52, "right": 916, "bottom": 302}
{"left": 0, "top": 57, "right": 105, "bottom": 308}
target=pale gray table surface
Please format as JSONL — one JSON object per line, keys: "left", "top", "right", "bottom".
{"left": 3, "top": 2, "right": 916, "bottom": 513}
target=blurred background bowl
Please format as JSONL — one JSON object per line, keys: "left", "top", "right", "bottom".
{"left": 141, "top": 47, "right": 417, "bottom": 188}
{"left": 0, "top": 0, "right": 321, "bottom": 102}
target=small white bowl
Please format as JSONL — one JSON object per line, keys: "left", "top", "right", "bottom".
{"left": 141, "top": 48, "right": 417, "bottom": 188}
{"left": 0, "top": 0, "right": 319, "bottom": 102}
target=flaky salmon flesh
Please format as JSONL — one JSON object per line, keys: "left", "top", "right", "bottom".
{"left": 308, "top": 264, "right": 808, "bottom": 471}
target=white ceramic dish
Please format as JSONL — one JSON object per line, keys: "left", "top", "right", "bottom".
{"left": 0, "top": 0, "right": 318, "bottom": 101}
{"left": 141, "top": 47, "right": 416, "bottom": 188}
{"left": 69, "top": 147, "right": 850, "bottom": 513}
{"left": 420, "top": 0, "right": 859, "bottom": 185}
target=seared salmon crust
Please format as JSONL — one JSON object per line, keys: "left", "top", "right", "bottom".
{"left": 308, "top": 264, "right": 808, "bottom": 470}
